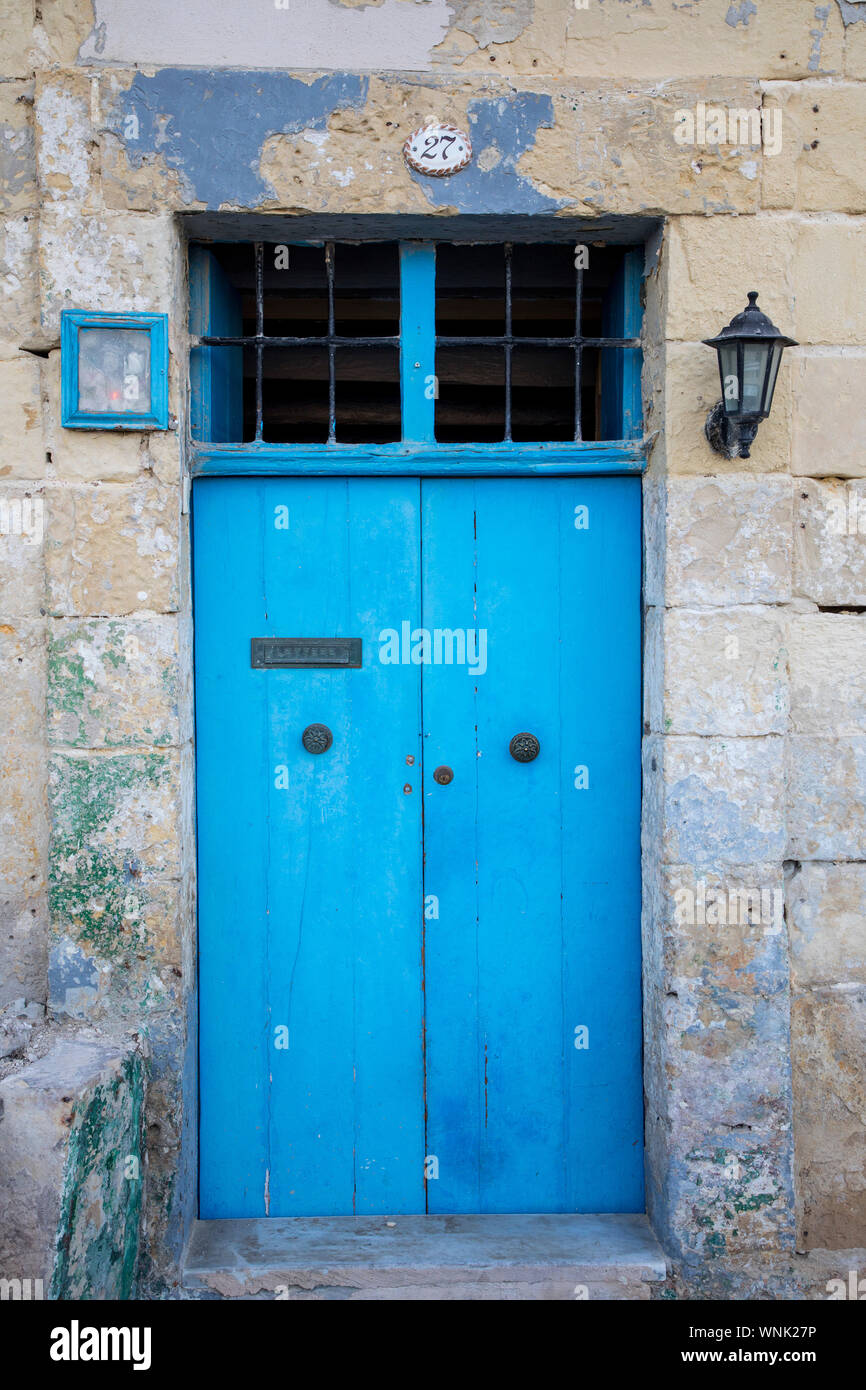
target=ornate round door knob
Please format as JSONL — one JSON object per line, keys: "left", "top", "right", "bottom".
{"left": 433, "top": 765, "right": 454, "bottom": 785}
{"left": 509, "top": 733, "right": 540, "bottom": 763}
{"left": 302, "top": 723, "right": 333, "bottom": 754}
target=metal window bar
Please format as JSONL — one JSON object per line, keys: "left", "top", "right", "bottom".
{"left": 196, "top": 241, "right": 641, "bottom": 444}
{"left": 504, "top": 241, "right": 513, "bottom": 442}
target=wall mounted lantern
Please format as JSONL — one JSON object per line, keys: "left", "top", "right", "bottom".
{"left": 703, "top": 292, "right": 796, "bottom": 459}
{"left": 61, "top": 310, "right": 169, "bottom": 429}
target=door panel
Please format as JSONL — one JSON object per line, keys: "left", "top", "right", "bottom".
{"left": 195, "top": 477, "right": 425, "bottom": 1218}
{"left": 422, "top": 477, "right": 643, "bottom": 1213}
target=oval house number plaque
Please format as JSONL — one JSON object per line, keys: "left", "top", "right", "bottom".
{"left": 403, "top": 123, "right": 473, "bottom": 177}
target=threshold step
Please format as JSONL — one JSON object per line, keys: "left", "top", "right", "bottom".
{"left": 183, "top": 1212, "right": 667, "bottom": 1300}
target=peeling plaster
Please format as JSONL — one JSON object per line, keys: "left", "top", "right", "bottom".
{"left": 408, "top": 93, "right": 564, "bottom": 214}
{"left": 809, "top": 4, "right": 834, "bottom": 71}
{"left": 725, "top": 1, "right": 757, "bottom": 26}
{"left": 836, "top": 0, "right": 866, "bottom": 25}
{"left": 445, "top": 0, "right": 534, "bottom": 49}
{"left": 111, "top": 71, "right": 369, "bottom": 209}
{"left": 0, "top": 119, "right": 34, "bottom": 213}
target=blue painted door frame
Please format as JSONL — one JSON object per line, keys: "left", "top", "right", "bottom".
{"left": 190, "top": 237, "right": 646, "bottom": 1219}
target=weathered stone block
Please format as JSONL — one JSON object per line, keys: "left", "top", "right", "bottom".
{"left": 793, "top": 221, "right": 866, "bottom": 345}
{"left": 0, "top": 0, "right": 33, "bottom": 79}
{"left": 791, "top": 353, "right": 866, "bottom": 477}
{"left": 655, "top": 475, "right": 792, "bottom": 608}
{"left": 47, "top": 748, "right": 184, "bottom": 1014}
{"left": 792, "top": 989, "right": 866, "bottom": 1250}
{"left": 0, "top": 80, "right": 37, "bottom": 214}
{"left": 49, "top": 748, "right": 183, "bottom": 911}
{"left": 643, "top": 734, "right": 786, "bottom": 868}
{"left": 0, "top": 486, "right": 45, "bottom": 618}
{"left": 38, "top": 210, "right": 175, "bottom": 337}
{"left": 788, "top": 614, "right": 866, "bottom": 737}
{"left": 665, "top": 215, "right": 796, "bottom": 344}
{"left": 48, "top": 875, "right": 184, "bottom": 1019}
{"left": 788, "top": 862, "right": 866, "bottom": 992}
{"left": 562, "top": 0, "right": 842, "bottom": 80}
{"left": 521, "top": 81, "right": 762, "bottom": 219}
{"left": 0, "top": 1037, "right": 144, "bottom": 1296}
{"left": 645, "top": 605, "right": 788, "bottom": 737}
{"left": 787, "top": 737, "right": 866, "bottom": 860}
{"left": 0, "top": 213, "right": 40, "bottom": 359}
{"left": 34, "top": 73, "right": 99, "bottom": 212}
{"left": 48, "top": 615, "right": 184, "bottom": 748}
{"left": 761, "top": 83, "right": 866, "bottom": 214}
{"left": 795, "top": 479, "right": 866, "bottom": 604}
{"left": 662, "top": 340, "right": 792, "bottom": 476}
{"left": 846, "top": 17, "right": 866, "bottom": 79}
{"left": 0, "top": 624, "right": 48, "bottom": 1002}
{"left": 143, "top": 431, "right": 182, "bottom": 486}
{"left": 0, "top": 355, "right": 46, "bottom": 479}
{"left": 45, "top": 482, "right": 179, "bottom": 616}
{"left": 43, "top": 349, "right": 144, "bottom": 481}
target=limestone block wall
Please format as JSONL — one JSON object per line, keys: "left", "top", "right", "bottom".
{"left": 0, "top": 1036, "right": 144, "bottom": 1298}
{"left": 0, "top": 0, "right": 864, "bottom": 1295}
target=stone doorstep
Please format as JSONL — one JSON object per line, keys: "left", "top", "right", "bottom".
{"left": 182, "top": 1212, "right": 668, "bottom": 1301}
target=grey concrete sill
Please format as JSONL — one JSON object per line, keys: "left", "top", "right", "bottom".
{"left": 183, "top": 1212, "right": 668, "bottom": 1300}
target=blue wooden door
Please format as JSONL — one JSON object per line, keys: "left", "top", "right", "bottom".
{"left": 194, "top": 474, "right": 642, "bottom": 1218}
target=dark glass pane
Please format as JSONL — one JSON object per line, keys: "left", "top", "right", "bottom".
{"left": 435, "top": 345, "right": 505, "bottom": 442}
{"left": 260, "top": 244, "right": 328, "bottom": 337}
{"left": 255, "top": 346, "right": 329, "bottom": 444}
{"left": 334, "top": 242, "right": 399, "bottom": 337}
{"left": 335, "top": 346, "right": 400, "bottom": 443}
{"left": 511, "top": 244, "right": 576, "bottom": 339}
{"left": 436, "top": 245, "right": 505, "bottom": 337}
{"left": 510, "top": 346, "right": 575, "bottom": 441}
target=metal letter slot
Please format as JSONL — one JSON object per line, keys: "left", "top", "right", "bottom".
{"left": 251, "top": 638, "right": 362, "bottom": 669}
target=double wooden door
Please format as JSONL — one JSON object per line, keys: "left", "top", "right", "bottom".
{"left": 194, "top": 475, "right": 642, "bottom": 1217}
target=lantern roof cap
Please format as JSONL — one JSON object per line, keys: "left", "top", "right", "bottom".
{"left": 702, "top": 291, "right": 798, "bottom": 348}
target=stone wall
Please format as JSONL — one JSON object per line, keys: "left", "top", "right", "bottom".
{"left": 1, "top": 0, "right": 864, "bottom": 1296}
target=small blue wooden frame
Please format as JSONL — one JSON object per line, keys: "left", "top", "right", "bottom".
{"left": 61, "top": 310, "right": 169, "bottom": 430}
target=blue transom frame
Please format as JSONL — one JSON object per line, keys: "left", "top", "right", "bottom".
{"left": 189, "top": 240, "right": 647, "bottom": 478}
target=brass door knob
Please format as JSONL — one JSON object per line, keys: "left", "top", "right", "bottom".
{"left": 302, "top": 724, "right": 333, "bottom": 754}
{"left": 509, "top": 733, "right": 540, "bottom": 762}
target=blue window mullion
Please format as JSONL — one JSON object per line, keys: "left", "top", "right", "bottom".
{"left": 399, "top": 243, "right": 437, "bottom": 445}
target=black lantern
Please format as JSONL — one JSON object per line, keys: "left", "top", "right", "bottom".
{"left": 703, "top": 292, "right": 797, "bottom": 459}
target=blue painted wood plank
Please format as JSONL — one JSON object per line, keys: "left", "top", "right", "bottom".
{"left": 195, "top": 478, "right": 271, "bottom": 1216}
{"left": 189, "top": 246, "right": 243, "bottom": 443}
{"left": 621, "top": 249, "right": 644, "bottom": 440}
{"left": 191, "top": 441, "right": 646, "bottom": 477}
{"left": 196, "top": 477, "right": 425, "bottom": 1217}
{"left": 422, "top": 478, "right": 643, "bottom": 1213}
{"left": 559, "top": 476, "right": 644, "bottom": 1211}
{"left": 399, "top": 243, "right": 437, "bottom": 444}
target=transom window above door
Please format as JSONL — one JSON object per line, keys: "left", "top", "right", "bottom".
{"left": 189, "top": 240, "right": 643, "bottom": 453}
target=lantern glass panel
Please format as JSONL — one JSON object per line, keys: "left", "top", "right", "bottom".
{"left": 719, "top": 342, "right": 740, "bottom": 416}
{"left": 762, "top": 342, "right": 784, "bottom": 414}
{"left": 78, "top": 327, "right": 152, "bottom": 415}
{"left": 741, "top": 341, "right": 772, "bottom": 415}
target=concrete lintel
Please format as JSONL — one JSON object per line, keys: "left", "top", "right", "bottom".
{"left": 183, "top": 1213, "right": 667, "bottom": 1301}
